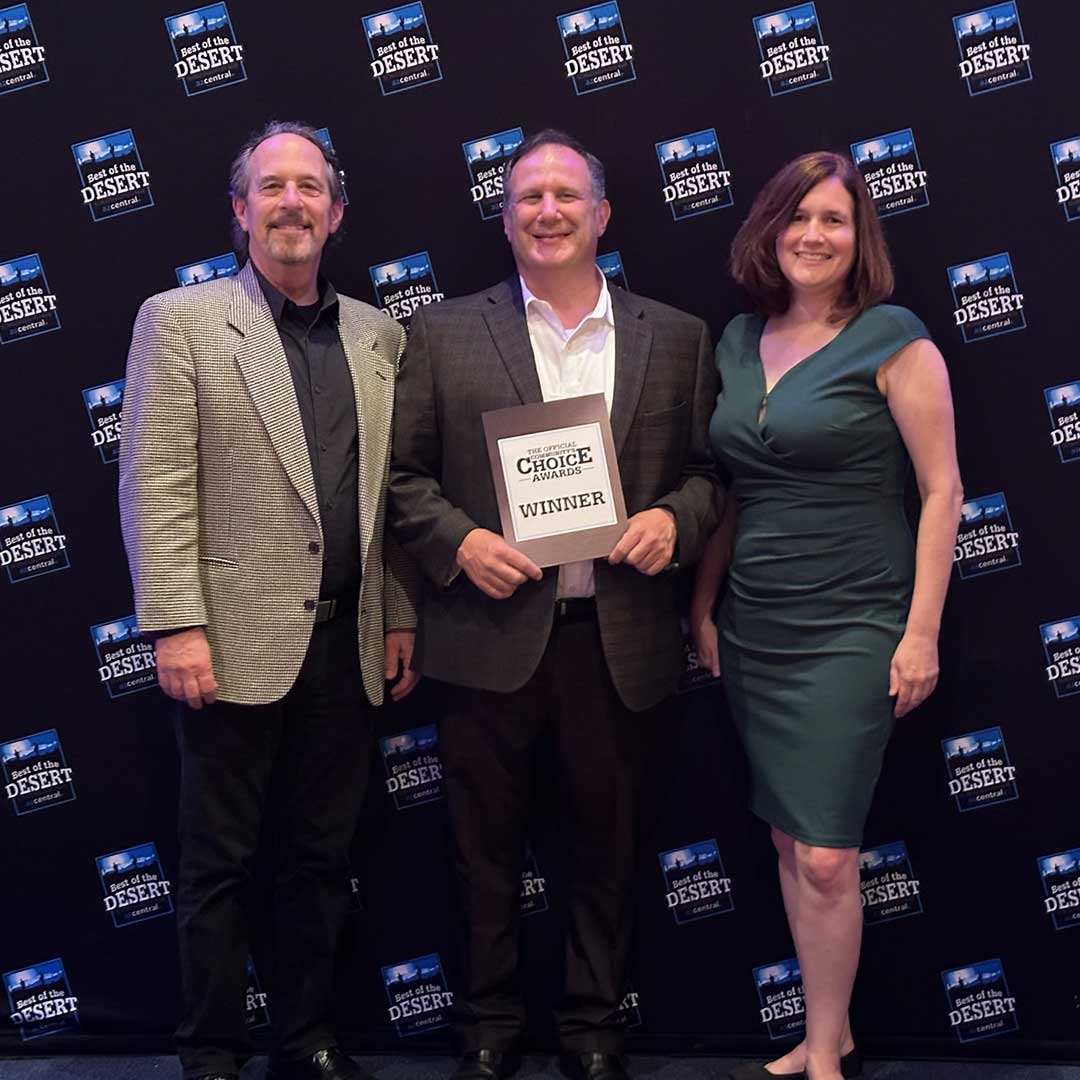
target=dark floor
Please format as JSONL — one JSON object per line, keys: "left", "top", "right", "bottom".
{"left": 0, "top": 1057, "right": 1078, "bottom": 1079}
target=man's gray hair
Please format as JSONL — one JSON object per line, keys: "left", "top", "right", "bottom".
{"left": 503, "top": 128, "right": 607, "bottom": 204}
{"left": 228, "top": 120, "right": 345, "bottom": 259}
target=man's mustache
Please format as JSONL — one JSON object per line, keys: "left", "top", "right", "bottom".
{"left": 269, "top": 214, "right": 309, "bottom": 228}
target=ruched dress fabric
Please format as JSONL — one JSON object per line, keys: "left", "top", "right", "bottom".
{"left": 709, "top": 304, "right": 930, "bottom": 847}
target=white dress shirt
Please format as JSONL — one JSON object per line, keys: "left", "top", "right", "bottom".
{"left": 520, "top": 272, "right": 616, "bottom": 599}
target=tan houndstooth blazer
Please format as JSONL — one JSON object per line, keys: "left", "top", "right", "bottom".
{"left": 118, "top": 261, "right": 418, "bottom": 706}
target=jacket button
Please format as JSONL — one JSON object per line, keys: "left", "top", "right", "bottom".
{"left": 308, "top": 541, "right": 320, "bottom": 554}
{"left": 304, "top": 599, "right": 315, "bottom": 611}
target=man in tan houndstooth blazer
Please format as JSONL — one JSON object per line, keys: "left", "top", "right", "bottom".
{"left": 119, "top": 122, "right": 417, "bottom": 1080}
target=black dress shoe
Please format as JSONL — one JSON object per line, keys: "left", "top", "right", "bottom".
{"left": 452, "top": 1049, "right": 511, "bottom": 1079}
{"left": 560, "top": 1052, "right": 629, "bottom": 1080}
{"left": 266, "top": 1047, "right": 373, "bottom": 1080}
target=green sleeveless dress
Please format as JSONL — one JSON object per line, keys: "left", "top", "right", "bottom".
{"left": 709, "top": 304, "right": 930, "bottom": 848}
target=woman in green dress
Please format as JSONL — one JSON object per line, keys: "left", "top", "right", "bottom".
{"left": 691, "top": 152, "right": 962, "bottom": 1080}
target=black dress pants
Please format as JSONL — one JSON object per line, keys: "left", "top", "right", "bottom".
{"left": 174, "top": 614, "right": 373, "bottom": 1079}
{"left": 436, "top": 608, "right": 674, "bottom": 1055}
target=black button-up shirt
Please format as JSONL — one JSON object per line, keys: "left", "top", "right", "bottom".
{"left": 254, "top": 266, "right": 361, "bottom": 602}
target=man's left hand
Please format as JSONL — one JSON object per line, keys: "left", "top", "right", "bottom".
{"left": 608, "top": 508, "right": 677, "bottom": 576}
{"left": 385, "top": 629, "right": 420, "bottom": 702}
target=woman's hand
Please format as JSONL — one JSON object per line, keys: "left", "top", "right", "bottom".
{"left": 689, "top": 605, "right": 721, "bottom": 679}
{"left": 889, "top": 631, "right": 939, "bottom": 717}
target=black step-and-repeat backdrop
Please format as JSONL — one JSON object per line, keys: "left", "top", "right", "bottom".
{"left": 1, "top": 0, "right": 1077, "bottom": 1065}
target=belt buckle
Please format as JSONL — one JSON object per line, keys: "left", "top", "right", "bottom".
{"left": 555, "top": 598, "right": 592, "bottom": 620}
{"left": 315, "top": 598, "right": 338, "bottom": 623}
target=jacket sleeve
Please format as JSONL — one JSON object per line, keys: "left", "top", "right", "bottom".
{"left": 117, "top": 292, "right": 208, "bottom": 631}
{"left": 651, "top": 318, "right": 723, "bottom": 567}
{"left": 387, "top": 306, "right": 479, "bottom": 585}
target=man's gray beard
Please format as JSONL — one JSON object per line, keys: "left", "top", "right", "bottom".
{"left": 267, "top": 233, "right": 315, "bottom": 266}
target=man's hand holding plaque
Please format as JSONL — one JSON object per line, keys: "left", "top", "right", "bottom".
{"left": 608, "top": 507, "right": 677, "bottom": 576}
{"left": 456, "top": 528, "right": 543, "bottom": 599}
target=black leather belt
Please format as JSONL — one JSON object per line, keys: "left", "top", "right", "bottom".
{"left": 314, "top": 597, "right": 355, "bottom": 623}
{"left": 554, "top": 596, "right": 597, "bottom": 622}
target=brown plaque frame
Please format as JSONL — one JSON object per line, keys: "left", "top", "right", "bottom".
{"left": 481, "top": 393, "right": 628, "bottom": 568}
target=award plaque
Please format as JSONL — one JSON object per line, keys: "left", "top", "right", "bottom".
{"left": 481, "top": 393, "right": 628, "bottom": 567}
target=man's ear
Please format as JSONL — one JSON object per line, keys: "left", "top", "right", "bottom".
{"left": 231, "top": 196, "right": 248, "bottom": 235}
{"left": 329, "top": 197, "right": 345, "bottom": 235}
{"left": 596, "top": 198, "right": 612, "bottom": 237}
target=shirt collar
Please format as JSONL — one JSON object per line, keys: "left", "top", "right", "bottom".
{"left": 519, "top": 270, "right": 613, "bottom": 336}
{"left": 251, "top": 261, "right": 338, "bottom": 326}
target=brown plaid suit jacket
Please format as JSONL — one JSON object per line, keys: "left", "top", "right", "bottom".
{"left": 388, "top": 276, "right": 720, "bottom": 712}
{"left": 118, "top": 261, "right": 418, "bottom": 706}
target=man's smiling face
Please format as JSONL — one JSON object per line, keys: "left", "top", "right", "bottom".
{"left": 502, "top": 143, "right": 610, "bottom": 279}
{"left": 232, "top": 133, "right": 343, "bottom": 271}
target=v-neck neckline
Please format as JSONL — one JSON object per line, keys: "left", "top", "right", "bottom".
{"left": 755, "top": 311, "right": 856, "bottom": 397}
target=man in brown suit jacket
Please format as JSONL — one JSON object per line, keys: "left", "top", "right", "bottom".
{"left": 388, "top": 130, "right": 720, "bottom": 1080}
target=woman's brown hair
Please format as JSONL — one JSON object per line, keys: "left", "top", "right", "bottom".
{"left": 730, "top": 151, "right": 894, "bottom": 322}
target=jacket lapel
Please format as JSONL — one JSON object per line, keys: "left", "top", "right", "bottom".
{"left": 480, "top": 277, "right": 543, "bottom": 405}
{"left": 337, "top": 300, "right": 393, "bottom": 570}
{"left": 228, "top": 263, "right": 321, "bottom": 529}
{"left": 480, "top": 275, "right": 654, "bottom": 451}
{"left": 609, "top": 287, "right": 652, "bottom": 457}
